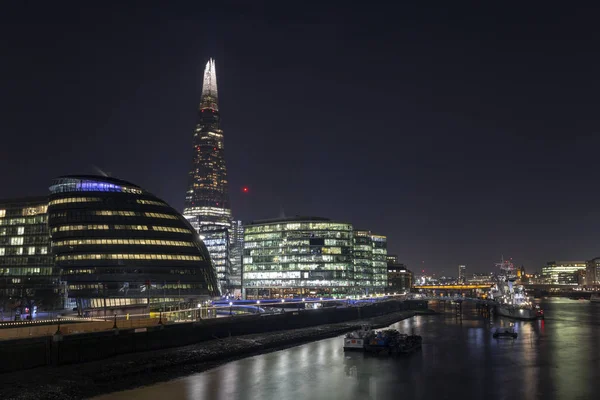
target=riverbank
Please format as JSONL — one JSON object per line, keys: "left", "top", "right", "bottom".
{"left": 0, "top": 310, "right": 415, "bottom": 400}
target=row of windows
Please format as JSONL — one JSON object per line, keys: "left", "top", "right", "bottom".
{"left": 63, "top": 268, "right": 200, "bottom": 275}
{"left": 0, "top": 267, "right": 54, "bottom": 276}
{"left": 144, "top": 212, "right": 179, "bottom": 220}
{"left": 0, "top": 246, "right": 48, "bottom": 256}
{"left": 244, "top": 223, "right": 353, "bottom": 234}
{"left": 136, "top": 199, "right": 168, "bottom": 206}
{"left": 0, "top": 215, "right": 47, "bottom": 225}
{"left": 48, "top": 197, "right": 100, "bottom": 206}
{"left": 52, "top": 211, "right": 179, "bottom": 220}
{"left": 56, "top": 253, "right": 203, "bottom": 261}
{"left": 94, "top": 211, "right": 137, "bottom": 216}
{"left": 53, "top": 224, "right": 109, "bottom": 232}
{"left": 53, "top": 239, "right": 196, "bottom": 247}
{"left": 152, "top": 226, "right": 190, "bottom": 234}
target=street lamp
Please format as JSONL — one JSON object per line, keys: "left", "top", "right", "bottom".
{"left": 229, "top": 301, "right": 233, "bottom": 316}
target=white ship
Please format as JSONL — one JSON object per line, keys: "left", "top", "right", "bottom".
{"left": 489, "top": 258, "right": 543, "bottom": 320}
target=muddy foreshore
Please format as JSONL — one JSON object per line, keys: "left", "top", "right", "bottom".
{"left": 0, "top": 310, "right": 416, "bottom": 400}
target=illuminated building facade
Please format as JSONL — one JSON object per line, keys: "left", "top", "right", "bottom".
{"left": 387, "top": 263, "right": 413, "bottom": 293}
{"left": 586, "top": 257, "right": 600, "bottom": 286}
{"left": 243, "top": 217, "right": 354, "bottom": 299}
{"left": 458, "top": 265, "right": 466, "bottom": 283}
{"left": 542, "top": 260, "right": 586, "bottom": 285}
{"left": 199, "top": 229, "right": 230, "bottom": 292}
{"left": 183, "top": 58, "right": 232, "bottom": 289}
{"left": 229, "top": 220, "right": 244, "bottom": 292}
{"left": 0, "top": 197, "right": 61, "bottom": 313}
{"left": 353, "top": 230, "right": 387, "bottom": 295}
{"left": 49, "top": 175, "right": 219, "bottom": 315}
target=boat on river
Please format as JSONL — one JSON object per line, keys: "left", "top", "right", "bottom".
{"left": 591, "top": 294, "right": 600, "bottom": 303}
{"left": 493, "top": 327, "right": 518, "bottom": 339}
{"left": 364, "top": 329, "right": 422, "bottom": 355}
{"left": 343, "top": 325, "right": 373, "bottom": 351}
{"left": 490, "top": 258, "right": 544, "bottom": 321}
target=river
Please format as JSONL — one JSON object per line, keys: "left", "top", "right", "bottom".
{"left": 93, "top": 299, "right": 600, "bottom": 400}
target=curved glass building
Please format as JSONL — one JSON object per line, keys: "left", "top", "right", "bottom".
{"left": 242, "top": 217, "right": 354, "bottom": 299}
{"left": 48, "top": 175, "right": 219, "bottom": 315}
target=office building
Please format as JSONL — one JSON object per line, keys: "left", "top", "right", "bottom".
{"left": 586, "top": 257, "right": 600, "bottom": 286}
{"left": 229, "top": 220, "right": 244, "bottom": 295}
{"left": 458, "top": 265, "right": 466, "bottom": 283}
{"left": 386, "top": 255, "right": 398, "bottom": 265}
{"left": 183, "top": 58, "right": 233, "bottom": 288}
{"left": 0, "top": 197, "right": 61, "bottom": 316}
{"left": 387, "top": 263, "right": 413, "bottom": 293}
{"left": 49, "top": 175, "right": 219, "bottom": 316}
{"left": 242, "top": 217, "right": 354, "bottom": 299}
{"left": 542, "top": 261, "right": 586, "bottom": 285}
{"left": 353, "top": 230, "right": 387, "bottom": 295}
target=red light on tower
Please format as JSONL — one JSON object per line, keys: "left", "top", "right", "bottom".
{"left": 242, "top": 187, "right": 249, "bottom": 193}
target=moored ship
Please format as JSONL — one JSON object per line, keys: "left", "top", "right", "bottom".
{"left": 490, "top": 257, "right": 543, "bottom": 321}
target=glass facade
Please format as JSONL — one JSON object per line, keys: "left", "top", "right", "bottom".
{"left": 49, "top": 175, "right": 219, "bottom": 315}
{"left": 0, "top": 197, "right": 61, "bottom": 315}
{"left": 353, "top": 230, "right": 387, "bottom": 295}
{"left": 229, "top": 220, "right": 244, "bottom": 291}
{"left": 542, "top": 261, "right": 587, "bottom": 285}
{"left": 199, "top": 229, "right": 230, "bottom": 292}
{"left": 183, "top": 58, "right": 233, "bottom": 287}
{"left": 243, "top": 217, "right": 354, "bottom": 299}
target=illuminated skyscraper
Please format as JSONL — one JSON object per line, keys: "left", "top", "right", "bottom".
{"left": 183, "top": 59, "right": 232, "bottom": 290}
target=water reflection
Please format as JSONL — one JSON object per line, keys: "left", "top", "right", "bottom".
{"left": 94, "top": 299, "right": 600, "bottom": 400}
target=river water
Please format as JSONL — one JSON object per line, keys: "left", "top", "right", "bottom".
{"left": 94, "top": 299, "right": 600, "bottom": 400}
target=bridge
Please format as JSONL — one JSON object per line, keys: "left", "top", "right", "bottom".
{"left": 414, "top": 284, "right": 493, "bottom": 290}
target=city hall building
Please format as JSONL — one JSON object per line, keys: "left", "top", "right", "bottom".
{"left": 48, "top": 175, "right": 220, "bottom": 315}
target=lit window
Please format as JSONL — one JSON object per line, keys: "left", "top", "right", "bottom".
{"left": 17, "top": 226, "right": 25, "bottom": 235}
{"left": 0, "top": 248, "right": 4, "bottom": 256}
{"left": 16, "top": 247, "right": 23, "bottom": 255}
{"left": 40, "top": 247, "right": 48, "bottom": 255}
{"left": 10, "top": 237, "right": 24, "bottom": 245}
{"left": 27, "top": 246, "right": 36, "bottom": 255}
{"left": 0, "top": 209, "right": 5, "bottom": 218}
{"left": 22, "top": 205, "right": 47, "bottom": 216}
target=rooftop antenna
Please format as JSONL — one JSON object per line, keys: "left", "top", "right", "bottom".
{"left": 279, "top": 205, "right": 286, "bottom": 218}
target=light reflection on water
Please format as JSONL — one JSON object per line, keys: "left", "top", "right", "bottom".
{"left": 93, "top": 299, "right": 600, "bottom": 400}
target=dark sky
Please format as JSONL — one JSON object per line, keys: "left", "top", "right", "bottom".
{"left": 2, "top": 2, "right": 600, "bottom": 275}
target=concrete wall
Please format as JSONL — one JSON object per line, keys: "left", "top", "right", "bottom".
{"left": 0, "top": 300, "right": 427, "bottom": 373}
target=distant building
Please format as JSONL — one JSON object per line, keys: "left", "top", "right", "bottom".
{"left": 0, "top": 197, "right": 61, "bottom": 316}
{"left": 586, "top": 257, "right": 600, "bottom": 286}
{"left": 243, "top": 217, "right": 354, "bottom": 299}
{"left": 353, "top": 230, "right": 387, "bottom": 295}
{"left": 229, "top": 220, "right": 244, "bottom": 294}
{"left": 386, "top": 255, "right": 398, "bottom": 265}
{"left": 458, "top": 265, "right": 466, "bottom": 283}
{"left": 387, "top": 262, "right": 412, "bottom": 293}
{"left": 542, "top": 261, "right": 586, "bottom": 285}
{"left": 467, "top": 273, "right": 494, "bottom": 284}
{"left": 49, "top": 175, "right": 219, "bottom": 316}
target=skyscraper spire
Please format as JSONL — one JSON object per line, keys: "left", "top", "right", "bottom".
{"left": 184, "top": 58, "right": 232, "bottom": 291}
{"left": 200, "top": 58, "right": 218, "bottom": 111}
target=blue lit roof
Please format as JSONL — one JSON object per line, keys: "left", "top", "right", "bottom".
{"left": 49, "top": 175, "right": 144, "bottom": 195}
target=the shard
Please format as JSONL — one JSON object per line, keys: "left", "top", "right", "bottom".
{"left": 184, "top": 59, "right": 232, "bottom": 291}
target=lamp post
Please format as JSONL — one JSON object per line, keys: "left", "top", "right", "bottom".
{"left": 229, "top": 301, "right": 233, "bottom": 316}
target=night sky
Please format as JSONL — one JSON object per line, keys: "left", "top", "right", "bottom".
{"left": 2, "top": 3, "right": 600, "bottom": 275}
